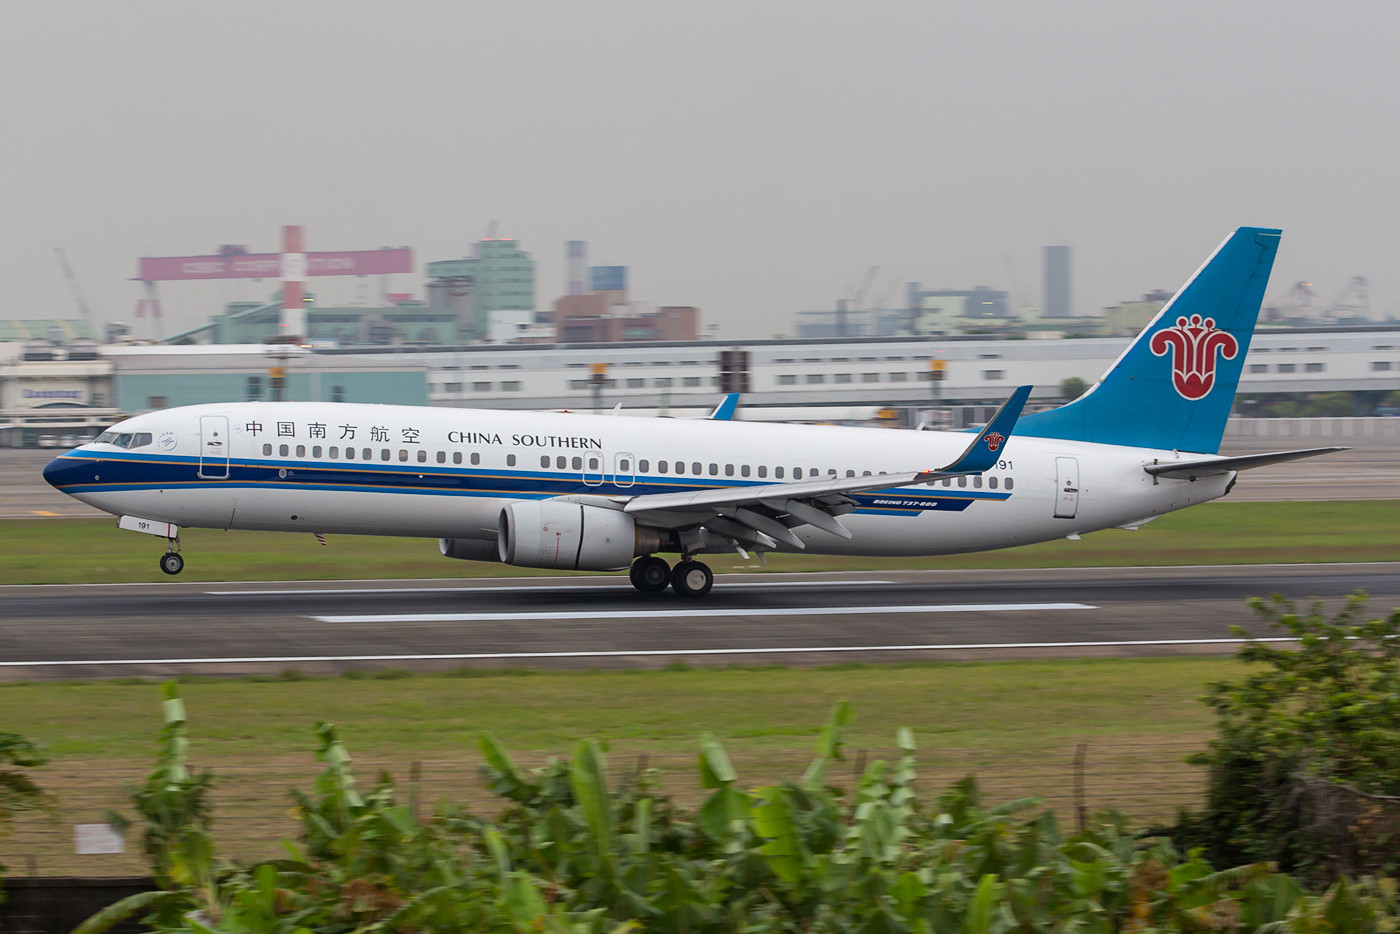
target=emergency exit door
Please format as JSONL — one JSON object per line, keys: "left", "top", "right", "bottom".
{"left": 1054, "top": 456, "right": 1079, "bottom": 519}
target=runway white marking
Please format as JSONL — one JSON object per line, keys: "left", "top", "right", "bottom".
{"left": 312, "top": 602, "right": 1094, "bottom": 623}
{"left": 203, "top": 580, "right": 897, "bottom": 596}
{"left": 0, "top": 635, "right": 1301, "bottom": 669}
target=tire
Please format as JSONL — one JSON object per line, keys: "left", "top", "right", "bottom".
{"left": 160, "top": 552, "right": 185, "bottom": 576}
{"left": 632, "top": 556, "right": 671, "bottom": 593}
{"left": 670, "top": 560, "right": 713, "bottom": 597}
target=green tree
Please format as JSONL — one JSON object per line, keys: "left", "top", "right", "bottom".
{"left": 1, "top": 732, "right": 53, "bottom": 880}
{"left": 1060, "top": 377, "right": 1089, "bottom": 401}
{"left": 1174, "top": 593, "right": 1400, "bottom": 880}
{"left": 1307, "top": 391, "right": 1357, "bottom": 417}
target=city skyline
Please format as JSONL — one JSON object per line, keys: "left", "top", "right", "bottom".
{"left": 4, "top": 2, "right": 1397, "bottom": 339}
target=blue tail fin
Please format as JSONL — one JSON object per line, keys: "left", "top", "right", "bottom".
{"left": 1017, "top": 226, "right": 1281, "bottom": 454}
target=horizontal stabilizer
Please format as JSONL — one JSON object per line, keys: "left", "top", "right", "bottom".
{"left": 1144, "top": 446, "right": 1347, "bottom": 480}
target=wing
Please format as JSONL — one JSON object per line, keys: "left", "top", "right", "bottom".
{"left": 1144, "top": 445, "right": 1348, "bottom": 480}
{"left": 619, "top": 385, "right": 1032, "bottom": 550}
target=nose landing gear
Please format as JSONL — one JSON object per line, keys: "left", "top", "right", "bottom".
{"left": 160, "top": 538, "right": 184, "bottom": 576}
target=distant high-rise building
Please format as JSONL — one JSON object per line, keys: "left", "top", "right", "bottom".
{"left": 425, "top": 238, "right": 536, "bottom": 340}
{"left": 567, "top": 241, "right": 587, "bottom": 295}
{"left": 1044, "top": 245, "right": 1072, "bottom": 317}
{"left": 590, "top": 266, "right": 628, "bottom": 293}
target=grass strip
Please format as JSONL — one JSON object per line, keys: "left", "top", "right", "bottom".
{"left": 2, "top": 500, "right": 1398, "bottom": 584}
{"left": 2, "top": 658, "right": 1239, "bottom": 873}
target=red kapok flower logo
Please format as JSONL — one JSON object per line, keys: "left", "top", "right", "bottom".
{"left": 985, "top": 431, "right": 1006, "bottom": 452}
{"left": 1149, "top": 314, "right": 1239, "bottom": 401}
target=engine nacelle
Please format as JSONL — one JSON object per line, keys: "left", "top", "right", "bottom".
{"left": 438, "top": 538, "right": 502, "bottom": 562}
{"left": 498, "top": 501, "right": 657, "bottom": 571}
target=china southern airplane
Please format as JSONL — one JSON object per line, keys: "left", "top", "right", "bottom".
{"left": 44, "top": 227, "right": 1342, "bottom": 596}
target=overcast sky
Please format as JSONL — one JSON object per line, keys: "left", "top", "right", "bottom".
{"left": 3, "top": 1, "right": 1397, "bottom": 339}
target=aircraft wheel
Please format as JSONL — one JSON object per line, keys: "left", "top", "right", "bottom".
{"left": 671, "top": 560, "right": 713, "bottom": 597}
{"left": 159, "top": 552, "right": 185, "bottom": 576}
{"left": 631, "top": 556, "right": 671, "bottom": 593}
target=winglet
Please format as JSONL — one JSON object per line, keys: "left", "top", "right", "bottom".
{"left": 934, "top": 385, "right": 1032, "bottom": 476}
{"left": 708, "top": 393, "right": 740, "bottom": 420}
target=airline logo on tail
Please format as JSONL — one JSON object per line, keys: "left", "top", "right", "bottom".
{"left": 984, "top": 431, "right": 1006, "bottom": 452}
{"left": 1149, "top": 314, "right": 1240, "bottom": 401}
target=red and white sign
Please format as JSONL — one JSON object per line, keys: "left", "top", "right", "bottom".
{"left": 137, "top": 248, "right": 412, "bottom": 281}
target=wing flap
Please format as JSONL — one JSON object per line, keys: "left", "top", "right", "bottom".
{"left": 623, "top": 386, "right": 1032, "bottom": 543}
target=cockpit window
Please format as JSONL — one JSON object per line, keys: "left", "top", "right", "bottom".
{"left": 106, "top": 432, "right": 153, "bottom": 450}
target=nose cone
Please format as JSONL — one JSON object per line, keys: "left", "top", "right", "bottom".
{"left": 43, "top": 453, "right": 81, "bottom": 492}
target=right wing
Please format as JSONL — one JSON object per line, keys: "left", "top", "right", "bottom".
{"left": 617, "top": 385, "right": 1031, "bottom": 550}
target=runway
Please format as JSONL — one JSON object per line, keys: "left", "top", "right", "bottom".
{"left": 3, "top": 563, "right": 1397, "bottom": 680}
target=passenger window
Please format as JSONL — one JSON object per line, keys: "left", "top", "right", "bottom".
{"left": 957, "top": 476, "right": 967, "bottom": 488}
{"left": 417, "top": 450, "right": 427, "bottom": 463}
{"left": 345, "top": 447, "right": 355, "bottom": 460}
{"left": 312, "top": 445, "right": 322, "bottom": 458}
{"left": 262, "top": 443, "right": 272, "bottom": 456}
{"left": 794, "top": 467, "right": 803, "bottom": 479}
{"left": 556, "top": 456, "right": 566, "bottom": 469}
{"left": 758, "top": 465, "right": 768, "bottom": 478}
{"left": 398, "top": 450, "right": 409, "bottom": 462}
{"left": 692, "top": 462, "right": 701, "bottom": 475}
{"left": 363, "top": 448, "right": 372, "bottom": 460}
{"left": 708, "top": 463, "right": 718, "bottom": 476}
{"left": 658, "top": 460, "right": 668, "bottom": 474}
{"left": 507, "top": 454, "right": 516, "bottom": 467}
{"left": 973, "top": 476, "right": 982, "bottom": 488}
{"left": 639, "top": 459, "right": 649, "bottom": 472}
{"left": 572, "top": 456, "right": 582, "bottom": 469}
{"left": 863, "top": 470, "right": 872, "bottom": 476}
{"left": 436, "top": 451, "right": 446, "bottom": 464}
{"left": 741, "top": 465, "right": 750, "bottom": 477}
{"left": 989, "top": 476, "right": 998, "bottom": 489}
{"left": 1005, "top": 477, "right": 1014, "bottom": 490}
{"left": 541, "top": 455, "right": 551, "bottom": 468}
{"left": 279, "top": 444, "right": 289, "bottom": 457}
{"left": 675, "top": 461, "right": 684, "bottom": 474}
{"left": 725, "top": 464, "right": 734, "bottom": 477}
{"left": 942, "top": 478, "right": 951, "bottom": 487}
{"left": 846, "top": 470, "right": 855, "bottom": 477}
{"left": 775, "top": 466, "right": 785, "bottom": 479}
{"left": 329, "top": 446, "right": 339, "bottom": 459}
{"left": 296, "top": 445, "right": 306, "bottom": 457}
{"left": 380, "top": 449, "right": 390, "bottom": 461}
{"left": 620, "top": 458, "right": 631, "bottom": 471}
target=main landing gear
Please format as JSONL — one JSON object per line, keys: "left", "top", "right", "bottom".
{"left": 159, "top": 538, "right": 184, "bottom": 576}
{"left": 628, "top": 555, "right": 714, "bottom": 597}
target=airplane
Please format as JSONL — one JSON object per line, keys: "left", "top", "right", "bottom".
{"left": 43, "top": 227, "right": 1344, "bottom": 597}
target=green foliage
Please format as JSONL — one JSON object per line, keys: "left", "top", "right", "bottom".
{"left": 1174, "top": 593, "right": 1400, "bottom": 880}
{"left": 1060, "top": 376, "right": 1089, "bottom": 401}
{"left": 0, "top": 731, "right": 52, "bottom": 837}
{"left": 83, "top": 692, "right": 1400, "bottom": 933}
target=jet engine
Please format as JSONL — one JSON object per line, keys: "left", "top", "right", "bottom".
{"left": 497, "top": 501, "right": 662, "bottom": 571}
{"left": 438, "top": 538, "right": 502, "bottom": 562}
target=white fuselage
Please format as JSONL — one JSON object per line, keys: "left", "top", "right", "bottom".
{"left": 46, "top": 401, "right": 1231, "bottom": 558}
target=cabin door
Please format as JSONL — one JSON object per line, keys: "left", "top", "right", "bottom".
{"left": 1053, "top": 456, "right": 1079, "bottom": 519}
{"left": 198, "top": 415, "right": 230, "bottom": 480}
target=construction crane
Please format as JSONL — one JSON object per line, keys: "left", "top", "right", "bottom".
{"left": 1323, "top": 276, "right": 1370, "bottom": 321}
{"left": 835, "top": 265, "right": 879, "bottom": 338}
{"left": 53, "top": 248, "right": 97, "bottom": 332}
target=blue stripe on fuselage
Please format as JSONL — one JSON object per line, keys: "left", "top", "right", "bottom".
{"left": 44, "top": 451, "right": 1007, "bottom": 515}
